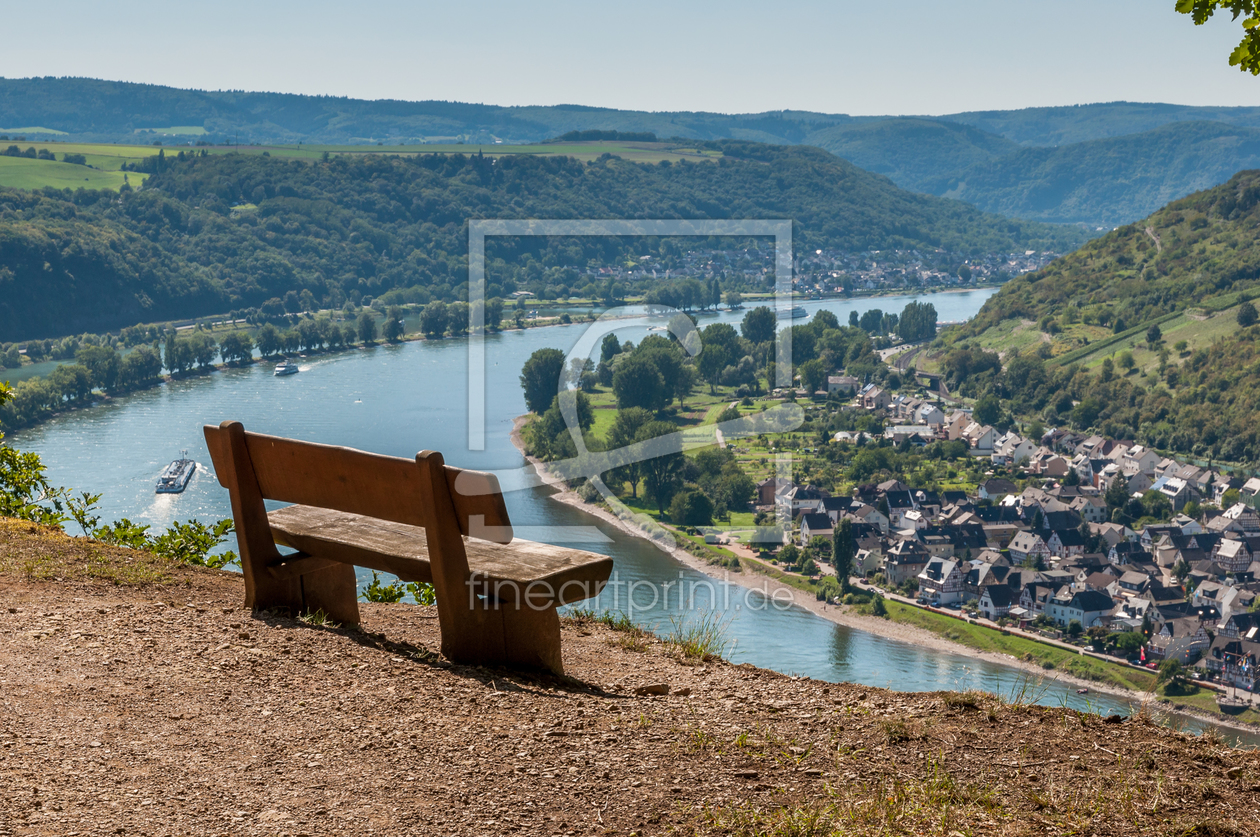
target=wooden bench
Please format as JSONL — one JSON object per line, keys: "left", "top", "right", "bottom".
{"left": 203, "top": 420, "right": 613, "bottom": 674}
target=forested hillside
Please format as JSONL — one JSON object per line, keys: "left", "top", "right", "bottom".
{"left": 10, "top": 79, "right": 1260, "bottom": 227}
{"left": 805, "top": 118, "right": 1019, "bottom": 193}
{"left": 939, "top": 170, "right": 1260, "bottom": 463}
{"left": 926, "top": 122, "right": 1260, "bottom": 226}
{"left": 941, "top": 101, "right": 1260, "bottom": 146}
{"left": 8, "top": 78, "right": 1260, "bottom": 147}
{"left": 0, "top": 142, "right": 1083, "bottom": 341}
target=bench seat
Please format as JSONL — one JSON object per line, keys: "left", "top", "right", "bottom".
{"left": 268, "top": 504, "right": 613, "bottom": 607}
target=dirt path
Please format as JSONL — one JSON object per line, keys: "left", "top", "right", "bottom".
{"left": 4, "top": 521, "right": 1260, "bottom": 835}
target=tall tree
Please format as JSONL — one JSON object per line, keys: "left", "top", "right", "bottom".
{"left": 741, "top": 306, "right": 776, "bottom": 344}
{"left": 612, "top": 355, "right": 668, "bottom": 411}
{"left": 607, "top": 406, "right": 653, "bottom": 497}
{"left": 519, "top": 348, "right": 565, "bottom": 414}
{"left": 832, "top": 517, "right": 854, "bottom": 592}
{"left": 421, "top": 301, "right": 449, "bottom": 338}
{"left": 357, "top": 311, "right": 378, "bottom": 345}
{"left": 75, "top": 345, "right": 120, "bottom": 391}
{"left": 382, "top": 307, "right": 405, "bottom": 343}
{"left": 635, "top": 420, "right": 685, "bottom": 514}
{"left": 600, "top": 333, "right": 622, "bottom": 364}
{"left": 697, "top": 344, "right": 730, "bottom": 394}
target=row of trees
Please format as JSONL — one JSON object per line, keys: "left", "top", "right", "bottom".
{"left": 0, "top": 309, "right": 421, "bottom": 430}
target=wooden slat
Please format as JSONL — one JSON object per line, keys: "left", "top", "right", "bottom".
{"left": 204, "top": 427, "right": 230, "bottom": 488}
{"left": 202, "top": 426, "right": 513, "bottom": 544}
{"left": 268, "top": 505, "right": 612, "bottom": 606}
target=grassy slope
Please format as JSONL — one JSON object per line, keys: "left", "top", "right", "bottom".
{"left": 0, "top": 156, "right": 144, "bottom": 190}
{"left": 884, "top": 600, "right": 1155, "bottom": 692}
{"left": 950, "top": 171, "right": 1260, "bottom": 425}
{"left": 879, "top": 600, "right": 1260, "bottom": 723}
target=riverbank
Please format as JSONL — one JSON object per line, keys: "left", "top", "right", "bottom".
{"left": 510, "top": 415, "right": 1260, "bottom": 737}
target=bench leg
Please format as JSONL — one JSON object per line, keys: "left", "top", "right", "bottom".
{"left": 244, "top": 566, "right": 305, "bottom": 618}
{"left": 300, "top": 562, "right": 361, "bottom": 626}
{"left": 501, "top": 605, "right": 563, "bottom": 676}
{"left": 436, "top": 601, "right": 563, "bottom": 676}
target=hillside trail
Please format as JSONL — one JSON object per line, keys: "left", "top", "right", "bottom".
{"left": 2, "top": 519, "right": 1258, "bottom": 836}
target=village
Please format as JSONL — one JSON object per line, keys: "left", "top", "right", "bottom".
{"left": 561, "top": 246, "right": 1059, "bottom": 298}
{"left": 757, "top": 379, "right": 1260, "bottom": 705}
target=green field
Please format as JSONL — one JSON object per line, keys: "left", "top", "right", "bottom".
{"left": 0, "top": 156, "right": 146, "bottom": 191}
{"left": 0, "top": 138, "right": 720, "bottom": 192}
{"left": 1074, "top": 305, "right": 1246, "bottom": 374}
{"left": 0, "top": 126, "right": 67, "bottom": 135}
{"left": 4, "top": 141, "right": 186, "bottom": 170}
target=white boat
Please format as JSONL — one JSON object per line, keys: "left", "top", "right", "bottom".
{"left": 156, "top": 452, "right": 196, "bottom": 494}
{"left": 274, "top": 359, "right": 300, "bottom": 376}
{"left": 777, "top": 306, "right": 807, "bottom": 319}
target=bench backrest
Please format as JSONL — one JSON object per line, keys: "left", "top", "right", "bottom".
{"left": 203, "top": 421, "right": 513, "bottom": 543}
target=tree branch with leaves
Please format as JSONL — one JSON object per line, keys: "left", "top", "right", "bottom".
{"left": 1177, "top": 1, "right": 1260, "bottom": 74}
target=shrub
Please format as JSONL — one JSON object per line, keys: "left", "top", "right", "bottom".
{"left": 362, "top": 571, "right": 407, "bottom": 603}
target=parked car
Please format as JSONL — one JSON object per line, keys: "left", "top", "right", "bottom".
{"left": 946, "top": 602, "right": 961, "bottom": 610}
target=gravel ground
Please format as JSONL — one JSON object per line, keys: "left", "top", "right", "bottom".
{"left": 2, "top": 519, "right": 1260, "bottom": 836}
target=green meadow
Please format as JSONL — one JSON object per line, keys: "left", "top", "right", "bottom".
{"left": 0, "top": 156, "right": 146, "bottom": 191}
{"left": 0, "top": 126, "right": 68, "bottom": 135}
{"left": 0, "top": 138, "right": 720, "bottom": 191}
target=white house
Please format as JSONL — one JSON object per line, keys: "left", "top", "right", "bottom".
{"left": 993, "top": 432, "right": 1036, "bottom": 466}
{"left": 915, "top": 403, "right": 945, "bottom": 428}
{"left": 917, "top": 558, "right": 965, "bottom": 605}
{"left": 979, "top": 586, "right": 1017, "bottom": 620}
{"left": 849, "top": 504, "right": 890, "bottom": 534}
{"left": 961, "top": 422, "right": 995, "bottom": 457}
{"left": 799, "top": 512, "right": 834, "bottom": 546}
{"left": 827, "top": 375, "right": 860, "bottom": 395}
{"left": 1007, "top": 531, "right": 1050, "bottom": 564}
{"left": 1121, "top": 445, "right": 1161, "bottom": 478}
{"left": 1046, "top": 589, "right": 1114, "bottom": 629}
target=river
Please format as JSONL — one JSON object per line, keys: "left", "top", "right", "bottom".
{"left": 9, "top": 289, "right": 1255, "bottom": 743}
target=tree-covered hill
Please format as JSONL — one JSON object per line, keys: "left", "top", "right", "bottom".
{"left": 8, "top": 78, "right": 1260, "bottom": 148}
{"left": 924, "top": 121, "right": 1260, "bottom": 226}
{"left": 941, "top": 170, "right": 1260, "bottom": 463}
{"left": 960, "top": 170, "right": 1260, "bottom": 338}
{"left": 0, "top": 143, "right": 1084, "bottom": 342}
{"left": 10, "top": 79, "right": 1260, "bottom": 228}
{"left": 941, "top": 101, "right": 1260, "bottom": 147}
{"left": 0, "top": 189, "right": 221, "bottom": 339}
{"left": 802, "top": 118, "right": 1019, "bottom": 194}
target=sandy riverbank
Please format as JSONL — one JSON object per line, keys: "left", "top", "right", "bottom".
{"left": 509, "top": 415, "right": 1259, "bottom": 736}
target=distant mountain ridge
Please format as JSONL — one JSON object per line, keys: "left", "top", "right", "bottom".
{"left": 922, "top": 121, "right": 1260, "bottom": 226}
{"left": 6, "top": 78, "right": 1260, "bottom": 226}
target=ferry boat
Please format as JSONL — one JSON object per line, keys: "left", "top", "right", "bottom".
{"left": 274, "top": 359, "right": 300, "bottom": 376}
{"left": 777, "top": 305, "right": 808, "bottom": 319}
{"left": 156, "top": 452, "right": 196, "bottom": 494}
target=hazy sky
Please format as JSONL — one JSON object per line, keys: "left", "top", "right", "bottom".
{"left": 2, "top": 0, "right": 1258, "bottom": 114}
